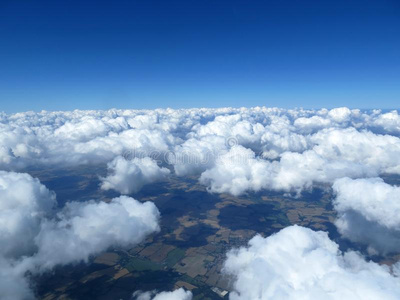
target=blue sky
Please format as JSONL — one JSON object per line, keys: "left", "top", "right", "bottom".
{"left": 0, "top": 0, "right": 399, "bottom": 112}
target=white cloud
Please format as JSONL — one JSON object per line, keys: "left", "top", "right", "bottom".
{"left": 132, "top": 288, "right": 192, "bottom": 300}
{"left": 310, "top": 128, "right": 400, "bottom": 174}
{"left": 327, "top": 107, "right": 352, "bottom": 123}
{"left": 371, "top": 110, "right": 400, "bottom": 135}
{"left": 199, "top": 145, "right": 275, "bottom": 196}
{"left": 0, "top": 257, "right": 34, "bottom": 300}
{"left": 172, "top": 135, "right": 229, "bottom": 176}
{"left": 333, "top": 177, "right": 400, "bottom": 254}
{"left": 0, "top": 171, "right": 160, "bottom": 299}
{"left": 199, "top": 143, "right": 377, "bottom": 196}
{"left": 224, "top": 225, "right": 400, "bottom": 300}
{"left": 1, "top": 107, "right": 400, "bottom": 176}
{"left": 101, "top": 156, "right": 170, "bottom": 194}
{"left": 30, "top": 195, "right": 160, "bottom": 271}
{"left": 0, "top": 171, "right": 56, "bottom": 258}
{"left": 293, "top": 115, "right": 332, "bottom": 134}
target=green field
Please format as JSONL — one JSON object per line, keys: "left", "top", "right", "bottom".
{"left": 125, "top": 257, "right": 162, "bottom": 272}
{"left": 165, "top": 248, "right": 186, "bottom": 268}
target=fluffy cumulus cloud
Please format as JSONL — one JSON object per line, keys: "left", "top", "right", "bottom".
{"left": 0, "top": 171, "right": 56, "bottom": 258}
{"left": 0, "top": 171, "right": 160, "bottom": 299}
{"left": 224, "top": 225, "right": 400, "bottom": 300}
{"left": 30, "top": 195, "right": 160, "bottom": 271}
{"left": 199, "top": 145, "right": 275, "bottom": 196}
{"left": 132, "top": 288, "right": 192, "bottom": 300}
{"left": 370, "top": 110, "right": 400, "bottom": 135}
{"left": 200, "top": 141, "right": 378, "bottom": 196}
{"left": 101, "top": 156, "right": 170, "bottom": 194}
{"left": 333, "top": 177, "right": 400, "bottom": 255}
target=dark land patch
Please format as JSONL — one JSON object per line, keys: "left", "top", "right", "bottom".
{"left": 218, "top": 203, "right": 289, "bottom": 233}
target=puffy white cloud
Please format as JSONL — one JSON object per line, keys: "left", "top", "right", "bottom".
{"left": 310, "top": 128, "right": 400, "bottom": 174}
{"left": 199, "top": 143, "right": 377, "bottom": 196}
{"left": 260, "top": 127, "right": 309, "bottom": 159}
{"left": 371, "top": 110, "right": 400, "bottom": 135}
{"left": 333, "top": 177, "right": 400, "bottom": 254}
{"left": 293, "top": 115, "right": 332, "bottom": 134}
{"left": 30, "top": 195, "right": 160, "bottom": 271}
{"left": 327, "top": 107, "right": 352, "bottom": 123}
{"left": 199, "top": 145, "right": 275, "bottom": 196}
{"left": 0, "top": 171, "right": 56, "bottom": 258}
{"left": 224, "top": 225, "right": 400, "bottom": 300}
{"left": 172, "top": 135, "right": 228, "bottom": 176}
{"left": 199, "top": 123, "right": 400, "bottom": 196}
{"left": 266, "top": 127, "right": 400, "bottom": 194}
{"left": 0, "top": 171, "right": 160, "bottom": 299}
{"left": 101, "top": 156, "right": 170, "bottom": 194}
{"left": 132, "top": 288, "right": 192, "bottom": 300}
{"left": 54, "top": 116, "right": 115, "bottom": 142}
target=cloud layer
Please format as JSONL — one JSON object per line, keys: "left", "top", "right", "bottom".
{"left": 2, "top": 107, "right": 400, "bottom": 298}
{"left": 1, "top": 107, "right": 399, "bottom": 195}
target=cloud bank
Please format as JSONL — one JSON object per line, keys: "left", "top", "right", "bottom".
{"left": 1, "top": 107, "right": 399, "bottom": 195}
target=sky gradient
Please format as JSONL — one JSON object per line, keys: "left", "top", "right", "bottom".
{"left": 0, "top": 0, "right": 399, "bottom": 112}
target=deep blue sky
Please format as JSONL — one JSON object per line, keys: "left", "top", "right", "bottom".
{"left": 0, "top": 0, "right": 399, "bottom": 112}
